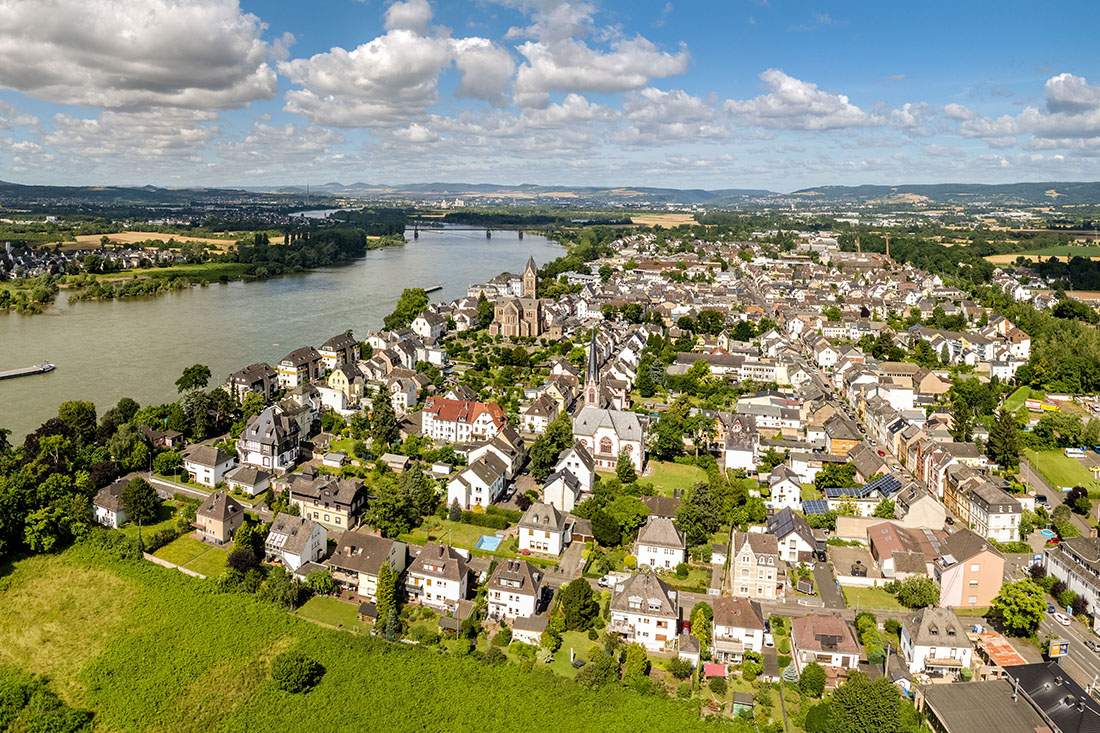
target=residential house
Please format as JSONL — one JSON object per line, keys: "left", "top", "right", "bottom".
{"left": 486, "top": 559, "right": 543, "bottom": 621}
{"left": 1044, "top": 536, "right": 1100, "bottom": 634}
{"left": 635, "top": 516, "right": 687, "bottom": 570}
{"left": 276, "top": 346, "right": 323, "bottom": 389}
{"left": 712, "top": 596, "right": 766, "bottom": 663}
{"left": 195, "top": 491, "right": 244, "bottom": 545}
{"left": 446, "top": 455, "right": 507, "bottom": 510}
{"left": 935, "top": 529, "right": 1005, "bottom": 609}
{"left": 518, "top": 502, "right": 571, "bottom": 556}
{"left": 411, "top": 312, "right": 446, "bottom": 341}
{"left": 93, "top": 478, "right": 128, "bottom": 529}
{"left": 790, "top": 614, "right": 861, "bottom": 681}
{"left": 281, "top": 469, "right": 368, "bottom": 531}
{"left": 421, "top": 397, "right": 507, "bottom": 443}
{"left": 225, "top": 362, "right": 277, "bottom": 401}
{"left": 224, "top": 466, "right": 271, "bottom": 497}
{"left": 319, "top": 332, "right": 358, "bottom": 371}
{"left": 554, "top": 441, "right": 596, "bottom": 495}
{"left": 766, "top": 508, "right": 817, "bottom": 564}
{"left": 608, "top": 573, "right": 679, "bottom": 652}
{"left": 542, "top": 469, "right": 582, "bottom": 513}
{"left": 182, "top": 445, "right": 237, "bottom": 488}
{"left": 326, "top": 530, "right": 408, "bottom": 600}
{"left": 264, "top": 515, "right": 327, "bottom": 571}
{"left": 900, "top": 606, "right": 973, "bottom": 677}
{"left": 236, "top": 406, "right": 300, "bottom": 475}
{"left": 406, "top": 542, "right": 469, "bottom": 613}
{"left": 729, "top": 532, "right": 784, "bottom": 601}
{"left": 767, "top": 464, "right": 803, "bottom": 513}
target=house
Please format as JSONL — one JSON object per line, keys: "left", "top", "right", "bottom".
{"left": 554, "top": 441, "right": 596, "bottom": 495}
{"left": 729, "top": 532, "right": 784, "bottom": 601}
{"left": 790, "top": 614, "right": 860, "bottom": 680}
{"left": 280, "top": 469, "right": 368, "bottom": 531}
{"left": 182, "top": 445, "right": 237, "bottom": 488}
{"left": 712, "top": 596, "right": 766, "bottom": 663}
{"left": 722, "top": 414, "right": 759, "bottom": 472}
{"left": 224, "top": 466, "right": 271, "bottom": 497}
{"left": 511, "top": 615, "right": 549, "bottom": 646}
{"left": 327, "top": 364, "right": 365, "bottom": 405}
{"left": 319, "top": 332, "right": 358, "bottom": 371}
{"left": 225, "top": 362, "right": 277, "bottom": 401}
{"left": 1044, "top": 535, "right": 1100, "bottom": 634}
{"left": 486, "top": 558, "right": 543, "bottom": 621}
{"left": 900, "top": 606, "right": 973, "bottom": 677}
{"left": 421, "top": 397, "right": 507, "bottom": 443}
{"left": 635, "top": 516, "right": 687, "bottom": 570}
{"left": 326, "top": 530, "right": 408, "bottom": 600}
{"left": 767, "top": 464, "right": 803, "bottom": 513}
{"left": 468, "top": 427, "right": 527, "bottom": 479}
{"left": 406, "top": 542, "right": 469, "bottom": 613}
{"left": 195, "top": 491, "right": 244, "bottom": 545}
{"left": 236, "top": 406, "right": 300, "bottom": 475}
{"left": 542, "top": 469, "right": 582, "bottom": 513}
{"left": 572, "top": 406, "right": 646, "bottom": 473}
{"left": 608, "top": 573, "right": 679, "bottom": 652}
{"left": 276, "top": 346, "right": 323, "bottom": 388}
{"left": 521, "top": 393, "right": 559, "bottom": 434}
{"left": 766, "top": 508, "right": 817, "bottom": 563}
{"left": 517, "top": 502, "right": 571, "bottom": 556}
{"left": 264, "top": 515, "right": 327, "bottom": 571}
{"left": 411, "top": 312, "right": 446, "bottom": 341}
{"left": 935, "top": 529, "right": 1005, "bottom": 609}
{"left": 93, "top": 478, "right": 129, "bottom": 529}
{"left": 917, "top": 679, "right": 1049, "bottom": 733}
{"left": 446, "top": 455, "right": 507, "bottom": 510}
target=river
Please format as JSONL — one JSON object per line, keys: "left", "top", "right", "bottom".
{"left": 0, "top": 226, "right": 562, "bottom": 438}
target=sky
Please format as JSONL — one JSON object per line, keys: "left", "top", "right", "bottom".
{"left": 0, "top": 0, "right": 1099, "bottom": 192}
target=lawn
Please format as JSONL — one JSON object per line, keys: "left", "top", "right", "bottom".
{"left": 841, "top": 585, "right": 903, "bottom": 610}
{"left": 643, "top": 461, "right": 707, "bottom": 496}
{"left": 662, "top": 566, "right": 712, "bottom": 594}
{"left": 91, "top": 261, "right": 251, "bottom": 282}
{"left": 1023, "top": 448, "right": 1099, "bottom": 491}
{"left": 0, "top": 543, "right": 723, "bottom": 732}
{"left": 546, "top": 630, "right": 596, "bottom": 679}
{"left": 401, "top": 519, "right": 507, "bottom": 550}
{"left": 119, "top": 500, "right": 181, "bottom": 542}
{"left": 152, "top": 535, "right": 228, "bottom": 577}
{"left": 1004, "top": 386, "right": 1046, "bottom": 416}
{"left": 296, "top": 596, "right": 367, "bottom": 633}
{"left": 800, "top": 484, "right": 821, "bottom": 501}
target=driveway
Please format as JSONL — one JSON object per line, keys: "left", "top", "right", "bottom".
{"left": 813, "top": 563, "right": 846, "bottom": 610}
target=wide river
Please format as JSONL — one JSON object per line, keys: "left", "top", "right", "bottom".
{"left": 0, "top": 226, "right": 562, "bottom": 438}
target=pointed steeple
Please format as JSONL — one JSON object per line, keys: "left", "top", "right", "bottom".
{"left": 584, "top": 328, "right": 600, "bottom": 407}
{"left": 523, "top": 256, "right": 537, "bottom": 297}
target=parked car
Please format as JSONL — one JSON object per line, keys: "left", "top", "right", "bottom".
{"left": 764, "top": 633, "right": 775, "bottom": 648}
{"left": 1048, "top": 603, "right": 1057, "bottom": 613}
{"left": 1053, "top": 612, "right": 1072, "bottom": 626}
{"left": 1036, "top": 494, "right": 1048, "bottom": 504}
{"left": 1085, "top": 640, "right": 1100, "bottom": 653}
{"left": 946, "top": 517, "right": 955, "bottom": 526}
{"left": 877, "top": 450, "right": 886, "bottom": 457}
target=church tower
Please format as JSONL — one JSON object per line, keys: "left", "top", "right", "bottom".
{"left": 523, "top": 256, "right": 537, "bottom": 298}
{"left": 584, "top": 328, "right": 600, "bottom": 408}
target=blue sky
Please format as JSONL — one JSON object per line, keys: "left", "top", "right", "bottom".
{"left": 0, "top": 0, "right": 1098, "bottom": 191}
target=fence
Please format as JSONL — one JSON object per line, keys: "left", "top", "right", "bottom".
{"left": 143, "top": 552, "right": 206, "bottom": 579}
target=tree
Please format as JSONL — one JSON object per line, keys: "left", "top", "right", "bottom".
{"left": 591, "top": 509, "right": 621, "bottom": 547}
{"left": 575, "top": 654, "right": 619, "bottom": 689}
{"left": 366, "top": 473, "right": 418, "bottom": 537}
{"left": 677, "top": 482, "right": 720, "bottom": 547}
{"left": 376, "top": 560, "right": 399, "bottom": 620}
{"left": 814, "top": 462, "right": 857, "bottom": 491}
{"left": 476, "top": 292, "right": 494, "bottom": 329}
{"left": 799, "top": 661, "right": 826, "bottom": 697}
{"left": 615, "top": 449, "right": 637, "bottom": 483}
{"left": 872, "top": 498, "right": 895, "bottom": 519}
{"left": 57, "top": 400, "right": 97, "bottom": 445}
{"left": 227, "top": 548, "right": 260, "bottom": 574}
{"left": 121, "top": 477, "right": 158, "bottom": 527}
{"left": 622, "top": 642, "right": 650, "bottom": 683}
{"left": 987, "top": 407, "right": 1020, "bottom": 470}
{"left": 307, "top": 570, "right": 336, "bottom": 596}
{"left": 152, "top": 449, "right": 182, "bottom": 476}
{"left": 259, "top": 565, "right": 305, "bottom": 609}
{"left": 949, "top": 407, "right": 973, "bottom": 443}
{"left": 370, "top": 389, "right": 398, "bottom": 447}
{"left": 233, "top": 521, "right": 266, "bottom": 559}
{"left": 448, "top": 499, "right": 462, "bottom": 522}
{"left": 1067, "top": 485, "right": 1093, "bottom": 515}
{"left": 383, "top": 288, "right": 428, "bottom": 330}
{"left": 708, "top": 676, "right": 727, "bottom": 695}
{"left": 558, "top": 578, "right": 599, "bottom": 631}
{"left": 175, "top": 364, "right": 211, "bottom": 393}
{"left": 690, "top": 602, "right": 713, "bottom": 648}
{"left": 271, "top": 651, "right": 324, "bottom": 693}
{"left": 599, "top": 264, "right": 612, "bottom": 282}
{"left": 894, "top": 576, "right": 940, "bottom": 609}
{"left": 992, "top": 579, "right": 1046, "bottom": 636}
{"left": 827, "top": 671, "right": 909, "bottom": 733}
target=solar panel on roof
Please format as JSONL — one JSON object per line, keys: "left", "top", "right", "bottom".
{"left": 802, "top": 499, "right": 829, "bottom": 515}
{"left": 865, "top": 473, "right": 903, "bottom": 496}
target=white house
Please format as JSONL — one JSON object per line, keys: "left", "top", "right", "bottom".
{"left": 182, "top": 445, "right": 237, "bottom": 488}
{"left": 608, "top": 573, "right": 679, "bottom": 652}
{"left": 573, "top": 406, "right": 645, "bottom": 473}
{"left": 542, "top": 469, "right": 582, "bottom": 513}
{"left": 766, "top": 508, "right": 817, "bottom": 564}
{"left": 406, "top": 542, "right": 469, "bottom": 613}
{"left": 93, "top": 478, "right": 129, "bottom": 529}
{"left": 712, "top": 597, "right": 766, "bottom": 663}
{"left": 264, "top": 515, "right": 327, "bottom": 572}
{"left": 236, "top": 407, "right": 300, "bottom": 475}
{"left": 518, "top": 502, "right": 571, "bottom": 556}
{"left": 635, "top": 516, "right": 687, "bottom": 570}
{"left": 900, "top": 607, "right": 973, "bottom": 677}
{"left": 487, "top": 558, "right": 543, "bottom": 621}
{"left": 421, "top": 397, "right": 507, "bottom": 444}
{"left": 411, "top": 312, "right": 446, "bottom": 340}
{"left": 446, "top": 455, "right": 507, "bottom": 510}
{"left": 555, "top": 441, "right": 596, "bottom": 495}
{"left": 767, "top": 464, "right": 802, "bottom": 513}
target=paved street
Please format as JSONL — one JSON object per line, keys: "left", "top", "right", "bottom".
{"left": 813, "top": 564, "right": 846, "bottom": 609}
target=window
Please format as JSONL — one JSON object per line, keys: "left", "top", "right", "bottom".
{"left": 335, "top": 517, "right": 341, "bottom": 525}
{"left": 968, "top": 595, "right": 977, "bottom": 604}
{"left": 970, "top": 563, "right": 980, "bottom": 572}
{"left": 969, "top": 579, "right": 979, "bottom": 587}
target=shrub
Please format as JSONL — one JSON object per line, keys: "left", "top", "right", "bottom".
{"left": 959, "top": 667, "right": 973, "bottom": 682}
{"left": 777, "top": 636, "right": 790, "bottom": 654}
{"left": 675, "top": 563, "right": 689, "bottom": 579}
{"left": 624, "top": 555, "right": 637, "bottom": 569}
{"left": 883, "top": 619, "right": 901, "bottom": 636}
{"left": 799, "top": 662, "right": 826, "bottom": 697}
{"left": 777, "top": 655, "right": 791, "bottom": 669}
{"left": 482, "top": 646, "right": 507, "bottom": 665}
{"left": 459, "top": 511, "right": 509, "bottom": 530}
{"left": 508, "top": 641, "right": 537, "bottom": 661}
{"left": 492, "top": 628, "right": 513, "bottom": 646}
{"left": 271, "top": 652, "right": 324, "bottom": 693}
{"left": 587, "top": 629, "right": 598, "bottom": 640}
{"left": 804, "top": 702, "right": 831, "bottom": 733}
{"left": 708, "top": 676, "right": 728, "bottom": 695}
{"left": 678, "top": 682, "right": 692, "bottom": 699}
{"left": 666, "top": 656, "right": 694, "bottom": 680}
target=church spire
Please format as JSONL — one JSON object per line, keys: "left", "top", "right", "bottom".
{"left": 584, "top": 328, "right": 600, "bottom": 407}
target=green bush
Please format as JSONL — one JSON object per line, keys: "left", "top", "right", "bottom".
{"left": 883, "top": 619, "right": 901, "bottom": 636}
{"left": 675, "top": 563, "right": 689, "bottom": 579}
{"left": 493, "top": 628, "right": 513, "bottom": 646}
{"left": 482, "top": 646, "right": 507, "bottom": 665}
{"left": 959, "top": 667, "right": 973, "bottom": 681}
{"left": 271, "top": 652, "right": 324, "bottom": 693}
{"left": 708, "top": 676, "right": 728, "bottom": 695}
{"left": 459, "top": 511, "right": 510, "bottom": 530}
{"left": 777, "top": 655, "right": 791, "bottom": 669}
{"left": 777, "top": 636, "right": 790, "bottom": 654}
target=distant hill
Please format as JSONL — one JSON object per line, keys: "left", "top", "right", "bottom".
{"left": 789, "top": 182, "right": 1100, "bottom": 206}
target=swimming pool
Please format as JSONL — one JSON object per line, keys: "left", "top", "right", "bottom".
{"left": 475, "top": 535, "right": 502, "bottom": 551}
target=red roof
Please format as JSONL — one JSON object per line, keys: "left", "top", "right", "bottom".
{"left": 423, "top": 397, "right": 506, "bottom": 427}
{"left": 703, "top": 663, "right": 727, "bottom": 678}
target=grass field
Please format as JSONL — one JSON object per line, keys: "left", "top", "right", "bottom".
{"left": 1004, "top": 386, "right": 1046, "bottom": 415}
{"left": 91, "top": 261, "right": 251, "bottom": 282}
{"left": 1023, "top": 449, "right": 1099, "bottom": 490}
{"left": 152, "top": 535, "right": 228, "bottom": 577}
{"left": 986, "top": 244, "right": 1100, "bottom": 264}
{"left": 401, "top": 519, "right": 509, "bottom": 550}
{"left": 0, "top": 541, "right": 721, "bottom": 732}
{"left": 841, "top": 585, "right": 903, "bottom": 610}
{"left": 643, "top": 461, "right": 707, "bottom": 496}
{"left": 296, "top": 596, "right": 367, "bottom": 633}
{"left": 546, "top": 630, "right": 594, "bottom": 679}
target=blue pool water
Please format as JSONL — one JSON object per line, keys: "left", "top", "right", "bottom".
{"left": 475, "top": 535, "right": 502, "bottom": 551}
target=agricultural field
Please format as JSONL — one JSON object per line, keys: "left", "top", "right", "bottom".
{"left": 0, "top": 542, "right": 718, "bottom": 732}
{"left": 629, "top": 213, "right": 699, "bottom": 227}
{"left": 985, "top": 244, "right": 1100, "bottom": 263}
{"left": 91, "top": 261, "right": 251, "bottom": 282}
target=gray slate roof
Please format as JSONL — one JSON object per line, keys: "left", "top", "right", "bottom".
{"left": 636, "top": 516, "right": 686, "bottom": 549}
